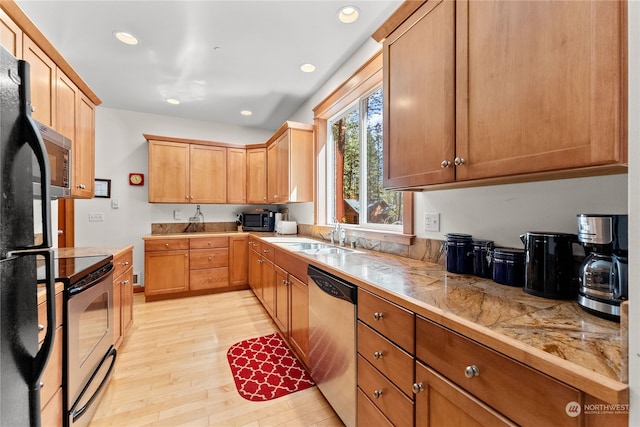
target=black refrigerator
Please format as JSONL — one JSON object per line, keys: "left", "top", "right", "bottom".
{"left": 0, "top": 45, "right": 56, "bottom": 426}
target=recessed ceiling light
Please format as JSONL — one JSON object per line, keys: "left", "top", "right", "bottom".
{"left": 300, "top": 63, "right": 316, "bottom": 73}
{"left": 240, "top": 110, "right": 253, "bottom": 116}
{"left": 166, "top": 98, "right": 180, "bottom": 105}
{"left": 113, "top": 31, "right": 139, "bottom": 45}
{"left": 338, "top": 5, "right": 359, "bottom": 24}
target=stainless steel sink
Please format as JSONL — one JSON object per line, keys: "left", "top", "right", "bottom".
{"left": 286, "top": 242, "right": 354, "bottom": 255}
{"left": 287, "top": 242, "right": 331, "bottom": 251}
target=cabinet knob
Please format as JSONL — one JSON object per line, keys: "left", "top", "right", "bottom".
{"left": 464, "top": 365, "right": 480, "bottom": 379}
{"left": 373, "top": 389, "right": 383, "bottom": 399}
{"left": 412, "top": 382, "right": 425, "bottom": 394}
{"left": 373, "top": 312, "right": 384, "bottom": 321}
{"left": 454, "top": 157, "right": 466, "bottom": 166}
{"left": 122, "top": 261, "right": 129, "bottom": 266}
{"left": 208, "top": 241, "right": 212, "bottom": 245}
{"left": 38, "top": 381, "right": 44, "bottom": 389}
{"left": 441, "top": 160, "right": 452, "bottom": 168}
{"left": 38, "top": 324, "right": 45, "bottom": 332}
{"left": 122, "top": 280, "right": 129, "bottom": 285}
{"left": 263, "top": 249, "right": 270, "bottom": 254}
{"left": 208, "top": 256, "right": 212, "bottom": 261}
{"left": 373, "top": 351, "right": 383, "bottom": 359}
{"left": 165, "top": 243, "right": 169, "bottom": 247}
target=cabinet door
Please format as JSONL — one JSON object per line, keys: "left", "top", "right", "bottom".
{"left": 229, "top": 235, "right": 248, "bottom": 286}
{"left": 288, "top": 128, "right": 313, "bottom": 203}
{"left": 273, "top": 265, "right": 289, "bottom": 334}
{"left": 121, "top": 267, "right": 134, "bottom": 337}
{"left": 148, "top": 141, "right": 190, "bottom": 203}
{"left": 383, "top": 0, "right": 455, "bottom": 189}
{"left": 23, "top": 36, "right": 56, "bottom": 127}
{"left": 455, "top": 0, "right": 625, "bottom": 181}
{"left": 288, "top": 274, "right": 308, "bottom": 365}
{"left": 72, "top": 93, "right": 95, "bottom": 198}
{"left": 262, "top": 258, "right": 276, "bottom": 318}
{"left": 246, "top": 148, "right": 267, "bottom": 203}
{"left": 0, "top": 9, "right": 22, "bottom": 57}
{"left": 55, "top": 70, "right": 77, "bottom": 141}
{"left": 227, "top": 148, "right": 246, "bottom": 204}
{"left": 113, "top": 275, "right": 122, "bottom": 348}
{"left": 190, "top": 145, "right": 226, "bottom": 203}
{"left": 414, "top": 362, "right": 515, "bottom": 427}
{"left": 276, "top": 133, "right": 290, "bottom": 203}
{"left": 248, "top": 249, "right": 263, "bottom": 300}
{"left": 267, "top": 142, "right": 278, "bottom": 203}
{"left": 144, "top": 250, "right": 189, "bottom": 296}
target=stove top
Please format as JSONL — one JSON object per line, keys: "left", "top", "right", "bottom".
{"left": 38, "top": 254, "right": 113, "bottom": 285}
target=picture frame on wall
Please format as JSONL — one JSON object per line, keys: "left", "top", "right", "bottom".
{"left": 94, "top": 178, "right": 111, "bottom": 198}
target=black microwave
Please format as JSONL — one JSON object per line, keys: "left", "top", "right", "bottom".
{"left": 33, "top": 121, "right": 71, "bottom": 199}
{"left": 241, "top": 211, "right": 275, "bottom": 232}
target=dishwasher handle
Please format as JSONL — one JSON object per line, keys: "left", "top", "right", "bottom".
{"left": 308, "top": 265, "right": 357, "bottom": 304}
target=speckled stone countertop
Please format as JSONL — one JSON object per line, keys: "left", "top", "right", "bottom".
{"left": 142, "top": 232, "right": 627, "bottom": 404}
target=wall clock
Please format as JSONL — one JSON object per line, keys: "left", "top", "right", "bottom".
{"left": 129, "top": 173, "right": 144, "bottom": 186}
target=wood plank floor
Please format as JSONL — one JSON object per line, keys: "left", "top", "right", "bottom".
{"left": 89, "top": 290, "right": 344, "bottom": 427}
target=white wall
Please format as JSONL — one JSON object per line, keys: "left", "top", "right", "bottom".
{"left": 74, "top": 107, "right": 272, "bottom": 284}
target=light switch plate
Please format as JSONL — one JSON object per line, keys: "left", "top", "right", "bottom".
{"left": 89, "top": 212, "right": 104, "bottom": 222}
{"left": 424, "top": 213, "right": 440, "bottom": 232}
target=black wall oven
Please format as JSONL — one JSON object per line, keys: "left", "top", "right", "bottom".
{"left": 50, "top": 255, "right": 116, "bottom": 427}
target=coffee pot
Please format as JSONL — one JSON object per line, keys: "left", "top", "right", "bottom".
{"left": 577, "top": 214, "right": 628, "bottom": 321}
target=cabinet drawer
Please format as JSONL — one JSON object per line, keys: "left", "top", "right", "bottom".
{"left": 260, "top": 242, "right": 275, "bottom": 262}
{"left": 248, "top": 238, "right": 261, "bottom": 253}
{"left": 113, "top": 249, "right": 133, "bottom": 278}
{"left": 38, "top": 292, "right": 63, "bottom": 343}
{"left": 40, "top": 327, "right": 62, "bottom": 410}
{"left": 189, "top": 267, "right": 229, "bottom": 290}
{"left": 416, "top": 316, "right": 580, "bottom": 427}
{"left": 358, "top": 355, "right": 413, "bottom": 427}
{"left": 358, "top": 321, "right": 414, "bottom": 396}
{"left": 357, "top": 289, "right": 414, "bottom": 353}
{"left": 357, "top": 388, "right": 394, "bottom": 427}
{"left": 189, "top": 248, "right": 229, "bottom": 269}
{"left": 189, "top": 236, "right": 228, "bottom": 249}
{"left": 145, "top": 238, "right": 189, "bottom": 252}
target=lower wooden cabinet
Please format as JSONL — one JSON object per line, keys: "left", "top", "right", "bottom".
{"left": 41, "top": 388, "right": 63, "bottom": 427}
{"left": 144, "top": 235, "right": 249, "bottom": 301}
{"left": 113, "top": 246, "right": 134, "bottom": 349}
{"left": 37, "top": 283, "right": 63, "bottom": 427}
{"left": 288, "top": 274, "right": 308, "bottom": 365}
{"left": 357, "top": 388, "right": 394, "bottom": 427}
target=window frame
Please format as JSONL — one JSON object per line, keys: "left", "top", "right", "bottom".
{"left": 313, "top": 50, "right": 414, "bottom": 240}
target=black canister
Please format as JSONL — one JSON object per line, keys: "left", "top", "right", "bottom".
{"left": 472, "top": 240, "right": 494, "bottom": 278}
{"left": 445, "top": 233, "right": 474, "bottom": 274}
{"left": 520, "top": 232, "right": 580, "bottom": 299}
{"left": 492, "top": 247, "right": 525, "bottom": 287}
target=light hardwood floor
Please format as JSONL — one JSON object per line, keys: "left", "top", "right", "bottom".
{"left": 89, "top": 290, "right": 344, "bottom": 427}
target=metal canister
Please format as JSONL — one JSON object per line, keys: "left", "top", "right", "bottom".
{"left": 445, "top": 233, "right": 474, "bottom": 274}
{"left": 492, "top": 247, "right": 526, "bottom": 287}
{"left": 472, "top": 240, "right": 494, "bottom": 278}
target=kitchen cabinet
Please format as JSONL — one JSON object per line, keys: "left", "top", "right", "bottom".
{"left": 246, "top": 147, "right": 267, "bottom": 203}
{"left": 414, "top": 361, "right": 514, "bottom": 427}
{"left": 113, "top": 246, "right": 134, "bottom": 350}
{"left": 229, "top": 234, "right": 248, "bottom": 286}
{"left": 38, "top": 285, "right": 63, "bottom": 427}
{"left": 380, "top": 0, "right": 626, "bottom": 190}
{"left": 0, "top": 9, "right": 22, "bottom": 57}
{"left": 23, "top": 35, "right": 56, "bottom": 127}
{"left": 248, "top": 238, "right": 276, "bottom": 316}
{"left": 147, "top": 140, "right": 226, "bottom": 203}
{"left": 248, "top": 238, "right": 263, "bottom": 300}
{"left": 273, "top": 265, "right": 289, "bottom": 334}
{"left": 356, "top": 288, "right": 415, "bottom": 426}
{"left": 227, "top": 148, "right": 246, "bottom": 204}
{"left": 266, "top": 122, "right": 314, "bottom": 203}
{"left": 189, "top": 237, "right": 229, "bottom": 291}
{"left": 144, "top": 238, "right": 190, "bottom": 298}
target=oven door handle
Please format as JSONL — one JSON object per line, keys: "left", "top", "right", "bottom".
{"left": 68, "top": 263, "right": 115, "bottom": 296}
{"left": 70, "top": 347, "right": 117, "bottom": 423}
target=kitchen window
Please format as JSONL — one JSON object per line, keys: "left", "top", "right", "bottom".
{"left": 314, "top": 51, "right": 413, "bottom": 239}
{"left": 327, "top": 87, "right": 404, "bottom": 230}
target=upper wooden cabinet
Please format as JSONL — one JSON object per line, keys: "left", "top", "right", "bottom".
{"left": 227, "top": 148, "right": 247, "bottom": 204}
{"left": 147, "top": 139, "right": 227, "bottom": 203}
{"left": 266, "top": 122, "right": 314, "bottom": 203}
{"left": 1, "top": 2, "right": 101, "bottom": 198}
{"left": 379, "top": 0, "right": 627, "bottom": 190}
{"left": 246, "top": 147, "right": 267, "bottom": 203}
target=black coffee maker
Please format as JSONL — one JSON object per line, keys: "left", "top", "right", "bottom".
{"left": 577, "top": 214, "right": 628, "bottom": 321}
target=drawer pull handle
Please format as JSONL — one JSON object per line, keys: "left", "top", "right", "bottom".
{"left": 263, "top": 249, "right": 270, "bottom": 254}
{"left": 122, "top": 261, "right": 129, "bottom": 266}
{"left": 465, "top": 365, "right": 480, "bottom": 379}
{"left": 373, "top": 312, "right": 384, "bottom": 321}
{"left": 373, "top": 351, "right": 383, "bottom": 359}
{"left": 373, "top": 389, "right": 383, "bottom": 399}
{"left": 38, "top": 324, "right": 45, "bottom": 332}
{"left": 412, "top": 382, "right": 424, "bottom": 394}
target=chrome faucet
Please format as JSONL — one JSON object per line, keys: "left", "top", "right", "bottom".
{"left": 332, "top": 219, "right": 346, "bottom": 247}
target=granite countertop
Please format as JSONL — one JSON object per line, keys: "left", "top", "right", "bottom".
{"left": 260, "top": 236, "right": 628, "bottom": 405}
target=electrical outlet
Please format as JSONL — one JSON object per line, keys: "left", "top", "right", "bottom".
{"left": 174, "top": 209, "right": 181, "bottom": 220}
{"left": 89, "top": 212, "right": 104, "bottom": 222}
{"left": 424, "top": 213, "right": 440, "bottom": 232}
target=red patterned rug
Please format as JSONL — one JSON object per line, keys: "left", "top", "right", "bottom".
{"left": 226, "top": 332, "right": 315, "bottom": 401}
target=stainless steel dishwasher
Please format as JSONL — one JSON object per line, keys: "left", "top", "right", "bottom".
{"left": 308, "top": 265, "right": 357, "bottom": 427}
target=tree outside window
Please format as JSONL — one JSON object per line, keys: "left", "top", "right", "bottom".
{"left": 329, "top": 87, "right": 403, "bottom": 228}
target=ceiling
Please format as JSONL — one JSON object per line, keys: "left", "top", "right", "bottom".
{"left": 16, "top": 0, "right": 401, "bottom": 131}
